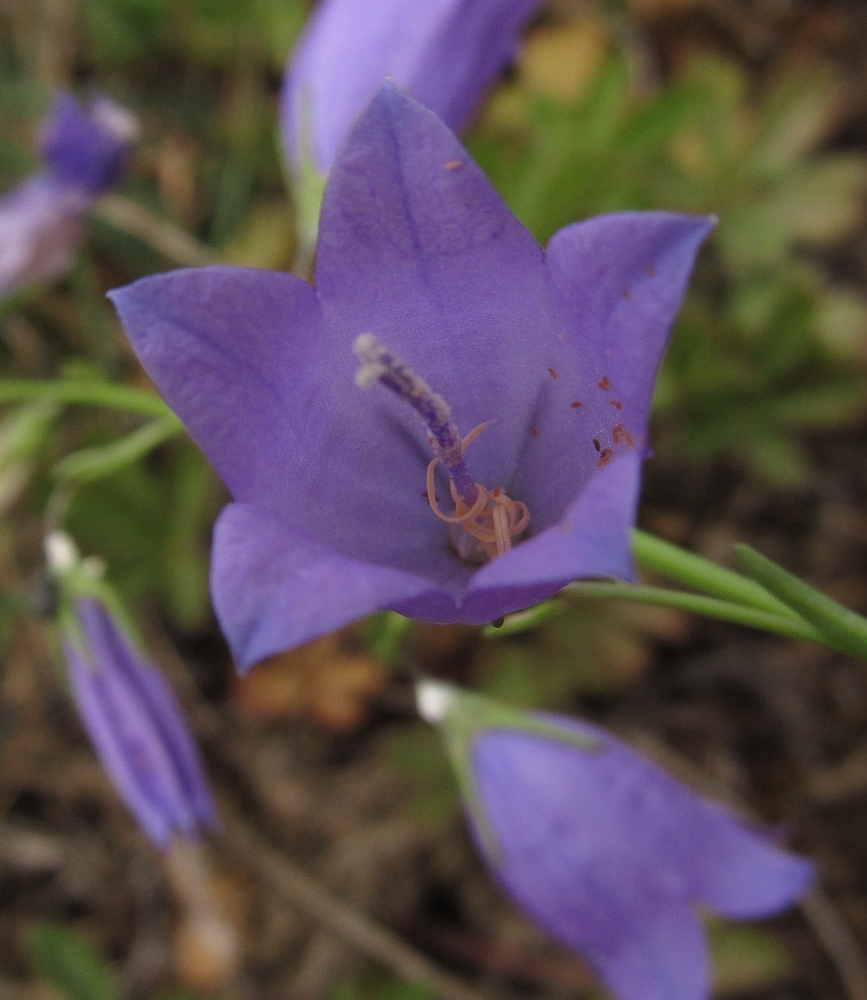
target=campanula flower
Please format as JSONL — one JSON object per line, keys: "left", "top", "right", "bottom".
{"left": 47, "top": 532, "right": 216, "bottom": 848}
{"left": 281, "top": 0, "right": 543, "bottom": 176}
{"left": 417, "top": 680, "right": 814, "bottom": 1000}
{"left": 110, "top": 85, "right": 713, "bottom": 670}
{"left": 0, "top": 92, "right": 137, "bottom": 297}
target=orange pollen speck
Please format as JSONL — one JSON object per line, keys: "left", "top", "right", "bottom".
{"left": 425, "top": 422, "right": 530, "bottom": 561}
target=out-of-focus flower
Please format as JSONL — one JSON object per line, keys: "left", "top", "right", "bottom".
{"left": 110, "top": 85, "right": 712, "bottom": 670}
{"left": 281, "top": 0, "right": 543, "bottom": 176}
{"left": 416, "top": 680, "right": 815, "bottom": 1000}
{"left": 46, "top": 532, "right": 216, "bottom": 848}
{"left": 0, "top": 92, "right": 137, "bottom": 298}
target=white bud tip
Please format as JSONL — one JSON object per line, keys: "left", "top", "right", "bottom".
{"left": 92, "top": 98, "right": 140, "bottom": 143}
{"left": 415, "top": 680, "right": 456, "bottom": 723}
{"left": 45, "top": 531, "right": 78, "bottom": 574}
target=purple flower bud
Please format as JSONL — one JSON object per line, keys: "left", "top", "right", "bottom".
{"left": 0, "top": 92, "right": 137, "bottom": 297}
{"left": 281, "top": 0, "right": 543, "bottom": 174}
{"left": 61, "top": 595, "right": 216, "bottom": 848}
{"left": 41, "top": 92, "right": 137, "bottom": 195}
{"left": 418, "top": 681, "right": 815, "bottom": 1000}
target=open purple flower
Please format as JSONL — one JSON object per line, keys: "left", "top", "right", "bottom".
{"left": 281, "top": 0, "right": 542, "bottom": 175}
{"left": 110, "top": 85, "right": 713, "bottom": 671}
{"left": 0, "top": 92, "right": 136, "bottom": 297}
{"left": 417, "top": 680, "right": 815, "bottom": 1000}
{"left": 48, "top": 533, "right": 216, "bottom": 848}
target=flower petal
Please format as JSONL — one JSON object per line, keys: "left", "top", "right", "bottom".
{"left": 111, "top": 263, "right": 468, "bottom": 573}
{"left": 458, "top": 451, "right": 641, "bottom": 620}
{"left": 685, "top": 802, "right": 815, "bottom": 919}
{"left": 211, "top": 502, "right": 444, "bottom": 670}
{"left": 108, "top": 265, "right": 319, "bottom": 512}
{"left": 315, "top": 84, "right": 562, "bottom": 496}
{"left": 546, "top": 211, "right": 714, "bottom": 433}
{"left": 510, "top": 212, "right": 714, "bottom": 531}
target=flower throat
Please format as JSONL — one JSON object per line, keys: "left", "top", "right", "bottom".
{"left": 353, "top": 335, "right": 529, "bottom": 562}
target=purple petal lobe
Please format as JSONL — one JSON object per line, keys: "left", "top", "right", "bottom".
{"left": 316, "top": 85, "right": 562, "bottom": 502}
{"left": 546, "top": 211, "right": 715, "bottom": 433}
{"left": 211, "top": 503, "right": 438, "bottom": 671}
{"left": 508, "top": 212, "right": 714, "bottom": 532}
{"left": 468, "top": 450, "right": 641, "bottom": 594}
{"left": 281, "top": 0, "right": 542, "bottom": 173}
{"left": 108, "top": 266, "right": 319, "bottom": 516}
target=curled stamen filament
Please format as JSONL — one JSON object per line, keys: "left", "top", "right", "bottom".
{"left": 425, "top": 422, "right": 530, "bottom": 559}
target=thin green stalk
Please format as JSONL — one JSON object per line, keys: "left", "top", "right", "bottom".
{"left": 0, "top": 380, "right": 173, "bottom": 419}
{"left": 737, "top": 545, "right": 867, "bottom": 660}
{"left": 633, "top": 529, "right": 795, "bottom": 617}
{"left": 53, "top": 415, "right": 184, "bottom": 482}
{"left": 563, "top": 581, "right": 836, "bottom": 648}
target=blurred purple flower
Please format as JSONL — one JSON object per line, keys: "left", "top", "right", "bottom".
{"left": 281, "top": 0, "right": 542, "bottom": 173}
{"left": 110, "top": 85, "right": 712, "bottom": 670}
{"left": 49, "top": 531, "right": 215, "bottom": 847}
{"left": 417, "top": 681, "right": 815, "bottom": 1000}
{"left": 0, "top": 92, "right": 137, "bottom": 297}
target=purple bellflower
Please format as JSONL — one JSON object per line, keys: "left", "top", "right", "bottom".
{"left": 0, "top": 92, "right": 137, "bottom": 298}
{"left": 46, "top": 532, "right": 216, "bottom": 848}
{"left": 281, "top": 0, "right": 542, "bottom": 176}
{"left": 416, "top": 680, "right": 815, "bottom": 1000}
{"left": 109, "top": 85, "right": 713, "bottom": 671}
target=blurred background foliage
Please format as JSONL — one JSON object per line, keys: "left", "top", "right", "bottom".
{"left": 2, "top": 0, "right": 867, "bottom": 996}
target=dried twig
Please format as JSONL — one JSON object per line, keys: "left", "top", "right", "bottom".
{"left": 800, "top": 887, "right": 867, "bottom": 1000}
{"left": 144, "top": 626, "right": 491, "bottom": 1000}
{"left": 94, "top": 193, "right": 216, "bottom": 268}
{"left": 224, "top": 811, "right": 492, "bottom": 1000}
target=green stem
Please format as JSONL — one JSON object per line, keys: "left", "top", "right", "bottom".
{"left": 633, "top": 528, "right": 794, "bottom": 617}
{"left": 736, "top": 545, "right": 867, "bottom": 660}
{"left": 563, "top": 581, "right": 836, "bottom": 648}
{"left": 0, "top": 380, "right": 174, "bottom": 419}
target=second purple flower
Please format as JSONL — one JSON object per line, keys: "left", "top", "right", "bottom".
{"left": 281, "top": 0, "right": 544, "bottom": 176}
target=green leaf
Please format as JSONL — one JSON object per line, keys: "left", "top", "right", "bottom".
{"left": 719, "top": 156, "right": 867, "bottom": 270}
{"left": 0, "top": 379, "right": 174, "bottom": 418}
{"left": 28, "top": 923, "right": 119, "bottom": 1000}
{"left": 749, "top": 70, "right": 842, "bottom": 178}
